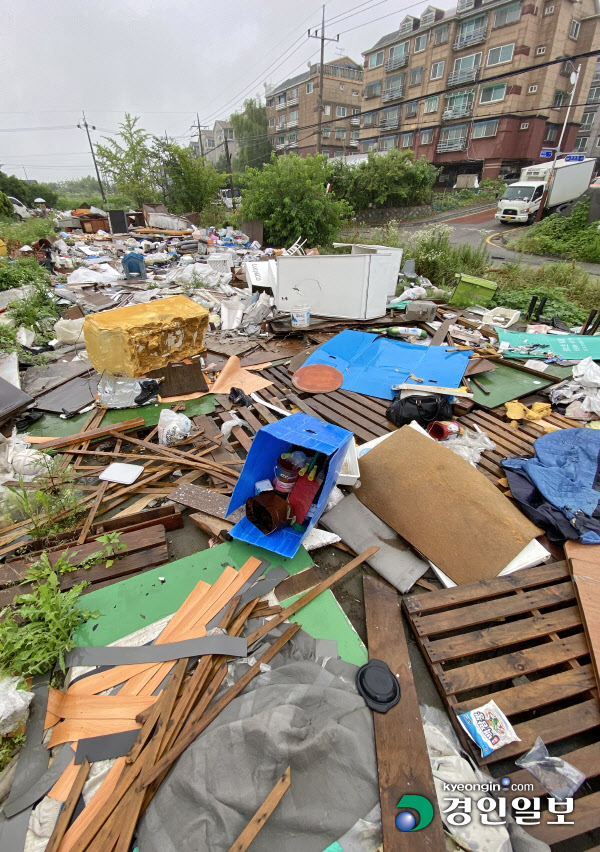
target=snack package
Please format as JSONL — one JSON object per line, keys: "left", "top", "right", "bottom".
{"left": 457, "top": 700, "right": 520, "bottom": 758}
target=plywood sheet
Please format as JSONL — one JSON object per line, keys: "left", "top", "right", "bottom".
{"left": 356, "top": 426, "right": 540, "bottom": 585}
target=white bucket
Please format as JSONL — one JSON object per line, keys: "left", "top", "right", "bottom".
{"left": 291, "top": 304, "right": 310, "bottom": 328}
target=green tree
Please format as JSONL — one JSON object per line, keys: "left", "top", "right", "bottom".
{"left": 0, "top": 191, "right": 13, "bottom": 219}
{"left": 96, "top": 114, "right": 160, "bottom": 207}
{"left": 330, "top": 149, "right": 437, "bottom": 211}
{"left": 0, "top": 172, "right": 58, "bottom": 208}
{"left": 239, "top": 153, "right": 353, "bottom": 246}
{"left": 230, "top": 98, "right": 273, "bottom": 170}
{"left": 155, "top": 141, "right": 221, "bottom": 214}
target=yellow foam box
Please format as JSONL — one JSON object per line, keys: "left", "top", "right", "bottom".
{"left": 83, "top": 295, "right": 209, "bottom": 378}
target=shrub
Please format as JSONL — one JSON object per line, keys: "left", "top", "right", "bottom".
{"left": 0, "top": 257, "right": 51, "bottom": 292}
{"left": 239, "top": 153, "right": 353, "bottom": 247}
{"left": 512, "top": 200, "right": 600, "bottom": 263}
{"left": 0, "top": 218, "right": 55, "bottom": 248}
{"left": 7, "top": 280, "right": 61, "bottom": 339}
{"left": 0, "top": 192, "right": 13, "bottom": 220}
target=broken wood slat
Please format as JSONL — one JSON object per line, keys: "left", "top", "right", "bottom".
{"left": 310, "top": 393, "right": 390, "bottom": 437}
{"left": 235, "top": 406, "right": 264, "bottom": 434}
{"left": 508, "top": 740, "right": 600, "bottom": 795}
{"left": 430, "top": 317, "right": 453, "bottom": 346}
{"left": 35, "top": 418, "right": 145, "bottom": 452}
{"left": 251, "top": 400, "right": 277, "bottom": 425}
{"left": 566, "top": 542, "right": 600, "bottom": 694}
{"left": 363, "top": 575, "right": 444, "bottom": 850}
{"left": 228, "top": 766, "right": 291, "bottom": 852}
{"left": 48, "top": 719, "right": 141, "bottom": 749}
{"left": 45, "top": 690, "right": 157, "bottom": 729}
{"left": 45, "top": 758, "right": 90, "bottom": 852}
{"left": 218, "top": 412, "right": 253, "bottom": 451}
{"left": 289, "top": 395, "right": 380, "bottom": 442}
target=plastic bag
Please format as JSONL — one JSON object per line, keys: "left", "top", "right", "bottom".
{"left": 515, "top": 737, "right": 585, "bottom": 799}
{"left": 97, "top": 373, "right": 159, "bottom": 409}
{"left": 158, "top": 409, "right": 192, "bottom": 445}
{"left": 457, "top": 700, "right": 520, "bottom": 758}
{"left": 0, "top": 430, "right": 46, "bottom": 484}
{"left": 0, "top": 676, "right": 34, "bottom": 736}
{"left": 397, "top": 285, "right": 427, "bottom": 302}
{"left": 54, "top": 317, "right": 85, "bottom": 345}
{"left": 220, "top": 412, "right": 244, "bottom": 440}
{"left": 442, "top": 427, "right": 496, "bottom": 466}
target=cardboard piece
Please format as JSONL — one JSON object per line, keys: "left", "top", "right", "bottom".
{"left": 209, "top": 355, "right": 273, "bottom": 396}
{"left": 356, "top": 426, "right": 540, "bottom": 585}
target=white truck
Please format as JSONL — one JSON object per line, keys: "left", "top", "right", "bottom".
{"left": 495, "top": 157, "right": 596, "bottom": 225}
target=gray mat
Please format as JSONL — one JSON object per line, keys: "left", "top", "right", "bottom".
{"left": 138, "top": 628, "right": 378, "bottom": 852}
{"left": 64, "top": 634, "right": 248, "bottom": 668}
{"left": 321, "top": 493, "right": 428, "bottom": 593}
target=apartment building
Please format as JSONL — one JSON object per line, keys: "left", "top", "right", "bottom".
{"left": 189, "top": 121, "right": 239, "bottom": 166}
{"left": 575, "top": 56, "right": 600, "bottom": 158}
{"left": 265, "top": 58, "right": 364, "bottom": 157}
{"left": 360, "top": 0, "right": 600, "bottom": 181}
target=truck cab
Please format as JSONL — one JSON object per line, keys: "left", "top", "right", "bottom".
{"left": 495, "top": 183, "right": 545, "bottom": 224}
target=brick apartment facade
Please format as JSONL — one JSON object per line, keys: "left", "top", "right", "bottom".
{"left": 189, "top": 121, "right": 239, "bottom": 166}
{"left": 265, "top": 58, "right": 364, "bottom": 157}
{"left": 575, "top": 56, "right": 600, "bottom": 158}
{"left": 357, "top": 0, "right": 600, "bottom": 181}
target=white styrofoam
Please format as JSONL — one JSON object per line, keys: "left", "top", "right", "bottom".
{"left": 99, "top": 463, "right": 145, "bottom": 484}
{"left": 337, "top": 439, "right": 360, "bottom": 486}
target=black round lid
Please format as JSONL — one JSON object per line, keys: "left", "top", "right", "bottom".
{"left": 356, "top": 659, "right": 401, "bottom": 713}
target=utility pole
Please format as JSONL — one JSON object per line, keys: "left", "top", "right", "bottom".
{"left": 196, "top": 113, "right": 205, "bottom": 160}
{"left": 535, "top": 64, "right": 581, "bottom": 223}
{"left": 79, "top": 111, "right": 107, "bottom": 206}
{"left": 224, "top": 136, "right": 236, "bottom": 212}
{"left": 308, "top": 6, "right": 339, "bottom": 154}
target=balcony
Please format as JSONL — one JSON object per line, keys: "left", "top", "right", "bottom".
{"left": 276, "top": 142, "right": 286, "bottom": 150}
{"left": 592, "top": 71, "right": 600, "bottom": 84}
{"left": 287, "top": 96, "right": 299, "bottom": 107}
{"left": 287, "top": 118, "right": 298, "bottom": 128}
{"left": 385, "top": 54, "right": 409, "bottom": 71}
{"left": 350, "top": 116, "right": 360, "bottom": 126}
{"left": 379, "top": 117, "right": 400, "bottom": 129}
{"left": 365, "top": 88, "right": 381, "bottom": 99}
{"left": 277, "top": 122, "right": 286, "bottom": 131}
{"left": 453, "top": 28, "right": 487, "bottom": 50}
{"left": 382, "top": 86, "right": 405, "bottom": 102}
{"left": 310, "top": 63, "right": 363, "bottom": 81}
{"left": 437, "top": 137, "right": 468, "bottom": 152}
{"left": 349, "top": 139, "right": 359, "bottom": 147}
{"left": 447, "top": 67, "right": 480, "bottom": 86}
{"left": 276, "top": 101, "right": 286, "bottom": 110}
{"left": 588, "top": 93, "right": 600, "bottom": 104}
{"left": 288, "top": 139, "right": 298, "bottom": 148}
{"left": 441, "top": 105, "right": 473, "bottom": 120}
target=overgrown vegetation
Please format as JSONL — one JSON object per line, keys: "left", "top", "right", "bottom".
{"left": 230, "top": 98, "right": 273, "bottom": 171}
{"left": 0, "top": 171, "right": 59, "bottom": 209}
{"left": 239, "top": 153, "right": 353, "bottom": 246}
{"left": 0, "top": 257, "right": 52, "bottom": 292}
{"left": 330, "top": 149, "right": 437, "bottom": 211}
{"left": 432, "top": 179, "right": 506, "bottom": 212}
{"left": 511, "top": 200, "right": 600, "bottom": 263}
{"left": 154, "top": 140, "right": 221, "bottom": 214}
{"left": 0, "top": 191, "right": 13, "bottom": 219}
{"left": 0, "top": 731, "right": 25, "bottom": 772}
{"left": 0, "top": 217, "right": 55, "bottom": 248}
{"left": 6, "top": 280, "right": 62, "bottom": 342}
{"left": 3, "top": 460, "right": 83, "bottom": 540}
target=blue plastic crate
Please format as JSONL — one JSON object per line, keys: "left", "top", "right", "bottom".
{"left": 226, "top": 413, "right": 352, "bottom": 558}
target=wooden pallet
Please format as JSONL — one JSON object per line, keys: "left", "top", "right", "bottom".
{"left": 403, "top": 561, "right": 600, "bottom": 849}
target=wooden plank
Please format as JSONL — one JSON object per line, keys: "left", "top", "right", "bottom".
{"left": 308, "top": 394, "right": 389, "bottom": 439}
{"left": 528, "top": 789, "right": 600, "bottom": 845}
{"left": 45, "top": 758, "right": 90, "bottom": 852}
{"left": 294, "top": 395, "right": 380, "bottom": 442}
{"left": 404, "top": 562, "right": 570, "bottom": 614}
{"left": 412, "top": 581, "right": 576, "bottom": 636}
{"left": 439, "top": 633, "right": 589, "bottom": 695}
{"left": 34, "top": 418, "right": 145, "bottom": 451}
{"left": 235, "top": 406, "right": 264, "bottom": 434}
{"left": 430, "top": 318, "right": 453, "bottom": 346}
{"left": 424, "top": 605, "right": 583, "bottom": 661}
{"left": 363, "top": 575, "right": 444, "bottom": 850}
{"left": 566, "top": 543, "right": 600, "bottom": 694}
{"left": 228, "top": 766, "right": 291, "bottom": 852}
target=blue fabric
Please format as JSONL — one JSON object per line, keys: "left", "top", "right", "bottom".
{"left": 502, "top": 429, "right": 600, "bottom": 544}
{"left": 302, "top": 330, "right": 471, "bottom": 400}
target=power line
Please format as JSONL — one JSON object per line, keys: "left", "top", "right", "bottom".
{"left": 325, "top": 0, "right": 395, "bottom": 27}
{"left": 338, "top": 0, "right": 435, "bottom": 36}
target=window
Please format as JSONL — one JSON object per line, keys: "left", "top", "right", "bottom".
{"left": 493, "top": 2, "right": 520, "bottom": 27}
{"left": 368, "top": 50, "right": 384, "bottom": 68}
{"left": 487, "top": 43, "right": 514, "bottom": 66}
{"left": 306, "top": 82, "right": 314, "bottom": 94}
{"left": 405, "top": 101, "right": 418, "bottom": 117}
{"left": 569, "top": 19, "right": 580, "bottom": 40}
{"left": 445, "top": 89, "right": 474, "bottom": 114}
{"left": 267, "top": 98, "right": 274, "bottom": 107}
{"left": 288, "top": 132, "right": 297, "bottom": 142}
{"left": 277, "top": 116, "right": 286, "bottom": 128}
{"left": 453, "top": 52, "right": 482, "bottom": 74}
{"left": 390, "top": 41, "right": 410, "bottom": 60}
{"left": 352, "top": 107, "right": 360, "bottom": 115}
{"left": 361, "top": 139, "right": 378, "bottom": 153}
{"left": 401, "top": 131, "right": 414, "bottom": 148}
{"left": 528, "top": 84, "right": 538, "bottom": 94}
{"left": 351, "top": 129, "right": 360, "bottom": 139}
{"left": 473, "top": 119, "right": 498, "bottom": 137}
{"left": 400, "top": 16, "right": 415, "bottom": 32}
{"left": 543, "top": 4, "right": 554, "bottom": 13}
{"left": 414, "top": 34, "right": 427, "bottom": 52}
{"left": 480, "top": 82, "right": 506, "bottom": 103}
{"left": 288, "top": 88, "right": 298, "bottom": 99}
{"left": 268, "top": 118, "right": 275, "bottom": 127}
{"left": 552, "top": 90, "right": 568, "bottom": 108}
{"left": 433, "top": 24, "right": 449, "bottom": 45}
{"left": 536, "top": 46, "right": 546, "bottom": 56}
{"left": 420, "top": 128, "right": 434, "bottom": 144}
{"left": 409, "top": 67, "right": 423, "bottom": 86}
{"left": 519, "top": 121, "right": 529, "bottom": 129}
{"left": 384, "top": 73, "right": 405, "bottom": 97}
{"left": 323, "top": 104, "right": 331, "bottom": 115}
{"left": 573, "top": 136, "right": 588, "bottom": 151}
{"left": 322, "top": 127, "right": 331, "bottom": 138}
{"left": 335, "top": 128, "right": 347, "bottom": 139}
{"left": 545, "top": 124, "right": 558, "bottom": 142}
{"left": 421, "top": 9, "right": 435, "bottom": 25}
{"left": 588, "top": 88, "right": 600, "bottom": 104}
{"left": 431, "top": 60, "right": 445, "bottom": 80}
{"left": 340, "top": 83, "right": 345, "bottom": 90}
{"left": 597, "top": 136, "right": 600, "bottom": 148}
{"left": 457, "top": 14, "right": 487, "bottom": 44}
{"left": 365, "top": 81, "right": 382, "bottom": 98}
{"left": 277, "top": 135, "right": 285, "bottom": 145}
{"left": 424, "top": 96, "right": 439, "bottom": 113}
{"left": 380, "top": 135, "right": 397, "bottom": 151}
{"left": 381, "top": 106, "right": 400, "bottom": 125}
{"left": 322, "top": 149, "right": 330, "bottom": 157}
{"left": 289, "top": 109, "right": 298, "bottom": 121}
{"left": 352, "top": 90, "right": 360, "bottom": 96}
{"left": 581, "top": 112, "right": 594, "bottom": 130}
{"left": 439, "top": 125, "right": 467, "bottom": 145}
{"left": 363, "top": 111, "right": 378, "bottom": 126}
{"left": 336, "top": 106, "right": 347, "bottom": 117}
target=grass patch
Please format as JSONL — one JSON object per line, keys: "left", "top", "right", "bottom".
{"left": 0, "top": 218, "right": 54, "bottom": 247}
{"left": 0, "top": 257, "right": 52, "bottom": 292}
{"left": 6, "top": 280, "right": 62, "bottom": 341}
{"left": 511, "top": 200, "right": 600, "bottom": 263}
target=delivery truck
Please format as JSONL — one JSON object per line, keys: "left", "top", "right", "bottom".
{"left": 495, "top": 157, "right": 596, "bottom": 225}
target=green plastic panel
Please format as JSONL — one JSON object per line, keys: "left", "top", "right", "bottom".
{"left": 468, "top": 362, "right": 554, "bottom": 409}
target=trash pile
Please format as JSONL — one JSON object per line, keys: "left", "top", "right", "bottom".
{"left": 1, "top": 214, "right": 600, "bottom": 852}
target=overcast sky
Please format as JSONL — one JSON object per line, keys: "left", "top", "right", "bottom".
{"left": 0, "top": 0, "right": 440, "bottom": 183}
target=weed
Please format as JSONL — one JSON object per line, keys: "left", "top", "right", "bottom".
{"left": 6, "top": 281, "right": 61, "bottom": 340}
{"left": 0, "top": 731, "right": 25, "bottom": 772}
{"left": 0, "top": 258, "right": 51, "bottom": 293}
{"left": 494, "top": 260, "right": 600, "bottom": 323}
{"left": 511, "top": 200, "right": 600, "bottom": 263}
{"left": 3, "top": 458, "right": 83, "bottom": 540}
{"left": 0, "top": 218, "right": 54, "bottom": 248}
{"left": 24, "top": 533, "right": 127, "bottom": 583}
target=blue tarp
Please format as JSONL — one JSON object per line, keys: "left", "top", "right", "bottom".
{"left": 503, "top": 429, "right": 600, "bottom": 544}
{"left": 301, "top": 330, "right": 471, "bottom": 400}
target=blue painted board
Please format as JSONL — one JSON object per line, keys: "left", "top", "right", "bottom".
{"left": 302, "top": 330, "right": 471, "bottom": 399}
